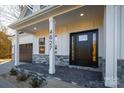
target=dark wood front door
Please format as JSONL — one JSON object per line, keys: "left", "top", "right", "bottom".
{"left": 70, "top": 29, "right": 98, "bottom": 67}
{"left": 19, "top": 43, "right": 33, "bottom": 62}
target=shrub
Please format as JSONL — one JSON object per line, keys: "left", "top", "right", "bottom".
{"left": 10, "top": 68, "right": 17, "bottom": 76}
{"left": 29, "top": 77, "right": 42, "bottom": 88}
{"left": 16, "top": 73, "right": 28, "bottom": 81}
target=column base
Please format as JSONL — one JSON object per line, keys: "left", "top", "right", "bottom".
{"left": 105, "top": 77, "right": 117, "bottom": 87}
{"left": 49, "top": 68, "right": 55, "bottom": 74}
{"left": 14, "top": 61, "right": 20, "bottom": 66}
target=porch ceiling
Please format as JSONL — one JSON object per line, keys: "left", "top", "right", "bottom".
{"left": 9, "top": 5, "right": 82, "bottom": 31}
{"left": 19, "top": 5, "right": 104, "bottom": 34}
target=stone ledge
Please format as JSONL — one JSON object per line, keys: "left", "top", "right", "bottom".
{"left": 118, "top": 59, "right": 124, "bottom": 66}
{"left": 33, "top": 54, "right": 69, "bottom": 66}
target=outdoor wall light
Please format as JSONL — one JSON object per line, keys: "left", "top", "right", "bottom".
{"left": 80, "top": 13, "right": 84, "bottom": 16}
{"left": 34, "top": 27, "right": 37, "bottom": 30}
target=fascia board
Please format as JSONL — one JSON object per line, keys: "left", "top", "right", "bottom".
{"left": 9, "top": 5, "right": 60, "bottom": 29}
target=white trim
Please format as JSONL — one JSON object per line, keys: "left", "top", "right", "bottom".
{"left": 9, "top": 6, "right": 59, "bottom": 28}
{"left": 9, "top": 6, "right": 83, "bottom": 30}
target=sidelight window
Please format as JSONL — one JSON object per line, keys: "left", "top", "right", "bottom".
{"left": 92, "top": 33, "right": 96, "bottom": 62}
{"left": 71, "top": 35, "right": 74, "bottom": 61}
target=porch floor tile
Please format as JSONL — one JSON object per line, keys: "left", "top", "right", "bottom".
{"left": 18, "top": 63, "right": 105, "bottom": 88}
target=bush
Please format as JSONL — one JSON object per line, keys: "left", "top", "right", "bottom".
{"left": 29, "top": 77, "right": 42, "bottom": 88}
{"left": 16, "top": 73, "right": 28, "bottom": 81}
{"left": 10, "top": 68, "right": 17, "bottom": 76}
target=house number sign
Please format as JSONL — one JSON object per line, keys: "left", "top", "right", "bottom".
{"left": 49, "top": 30, "right": 52, "bottom": 50}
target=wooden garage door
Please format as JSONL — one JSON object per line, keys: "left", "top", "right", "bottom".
{"left": 19, "top": 43, "right": 33, "bottom": 62}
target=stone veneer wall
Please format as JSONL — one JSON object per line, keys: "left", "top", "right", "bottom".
{"left": 33, "top": 54, "right": 104, "bottom": 70}
{"left": 33, "top": 54, "right": 69, "bottom": 66}
{"left": 99, "top": 58, "right": 105, "bottom": 80}
{"left": 118, "top": 59, "right": 124, "bottom": 87}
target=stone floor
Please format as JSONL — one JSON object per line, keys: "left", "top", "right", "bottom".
{"left": 18, "top": 63, "right": 105, "bottom": 88}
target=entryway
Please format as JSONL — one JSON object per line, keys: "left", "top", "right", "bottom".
{"left": 19, "top": 43, "right": 33, "bottom": 63}
{"left": 70, "top": 29, "right": 98, "bottom": 67}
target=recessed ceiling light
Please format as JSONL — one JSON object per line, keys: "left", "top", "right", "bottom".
{"left": 34, "top": 27, "right": 37, "bottom": 30}
{"left": 80, "top": 13, "right": 84, "bottom": 16}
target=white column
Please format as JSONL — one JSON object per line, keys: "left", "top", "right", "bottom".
{"left": 120, "top": 6, "right": 124, "bottom": 59}
{"left": 15, "top": 30, "right": 20, "bottom": 66}
{"left": 105, "top": 5, "right": 120, "bottom": 87}
{"left": 49, "top": 17, "right": 56, "bottom": 74}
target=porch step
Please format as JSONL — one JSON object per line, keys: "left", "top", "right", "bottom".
{"left": 43, "top": 78, "right": 80, "bottom": 88}
{"left": 68, "top": 65, "right": 101, "bottom": 72}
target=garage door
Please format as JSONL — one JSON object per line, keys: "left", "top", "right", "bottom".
{"left": 19, "top": 43, "right": 33, "bottom": 62}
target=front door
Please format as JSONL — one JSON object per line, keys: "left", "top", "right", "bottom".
{"left": 70, "top": 29, "right": 98, "bottom": 67}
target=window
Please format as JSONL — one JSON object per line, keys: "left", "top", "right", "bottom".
{"left": 71, "top": 35, "right": 74, "bottom": 61}
{"left": 92, "top": 33, "right": 96, "bottom": 62}
{"left": 39, "top": 38, "right": 45, "bottom": 54}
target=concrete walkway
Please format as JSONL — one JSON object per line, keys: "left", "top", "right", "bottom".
{"left": 0, "top": 77, "right": 16, "bottom": 88}
{"left": 0, "top": 76, "right": 80, "bottom": 88}
{"left": 44, "top": 78, "right": 80, "bottom": 88}
{"left": 0, "top": 62, "right": 15, "bottom": 88}
{"left": 0, "top": 62, "right": 14, "bottom": 75}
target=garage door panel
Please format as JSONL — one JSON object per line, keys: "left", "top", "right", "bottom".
{"left": 19, "top": 43, "right": 33, "bottom": 62}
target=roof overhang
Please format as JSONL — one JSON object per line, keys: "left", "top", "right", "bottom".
{"left": 8, "top": 5, "right": 83, "bottom": 31}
